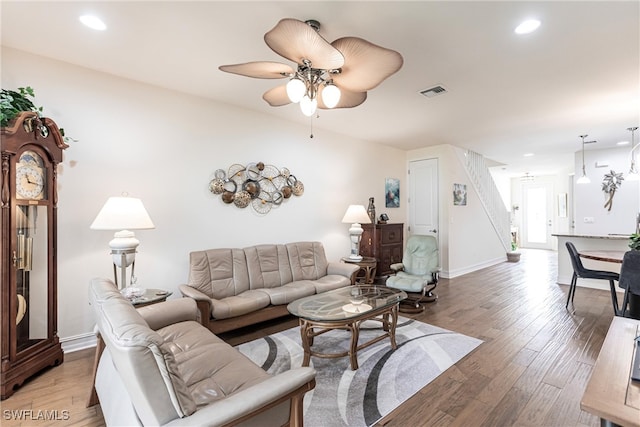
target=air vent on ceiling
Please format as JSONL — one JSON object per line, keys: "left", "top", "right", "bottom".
{"left": 420, "top": 85, "right": 448, "bottom": 98}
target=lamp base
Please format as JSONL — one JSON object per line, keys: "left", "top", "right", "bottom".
{"left": 108, "top": 230, "right": 140, "bottom": 289}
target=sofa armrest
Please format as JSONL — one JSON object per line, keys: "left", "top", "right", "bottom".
{"left": 327, "top": 262, "right": 359, "bottom": 278}
{"left": 164, "top": 367, "right": 316, "bottom": 427}
{"left": 136, "top": 298, "right": 198, "bottom": 330}
{"left": 179, "top": 284, "right": 213, "bottom": 326}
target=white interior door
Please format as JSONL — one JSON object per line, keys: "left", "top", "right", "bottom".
{"left": 522, "top": 181, "right": 553, "bottom": 249}
{"left": 409, "top": 159, "right": 439, "bottom": 237}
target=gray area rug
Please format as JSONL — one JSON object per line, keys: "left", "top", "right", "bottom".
{"left": 236, "top": 317, "right": 482, "bottom": 426}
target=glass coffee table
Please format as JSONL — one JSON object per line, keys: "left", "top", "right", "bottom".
{"left": 287, "top": 285, "right": 407, "bottom": 370}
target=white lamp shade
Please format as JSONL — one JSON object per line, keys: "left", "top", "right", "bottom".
{"left": 341, "top": 205, "right": 371, "bottom": 224}
{"left": 300, "top": 95, "right": 317, "bottom": 117}
{"left": 322, "top": 83, "right": 341, "bottom": 108}
{"left": 90, "top": 197, "right": 155, "bottom": 230}
{"left": 286, "top": 78, "right": 306, "bottom": 103}
{"left": 576, "top": 175, "right": 591, "bottom": 184}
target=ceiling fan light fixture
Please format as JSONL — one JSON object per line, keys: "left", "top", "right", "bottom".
{"left": 322, "top": 82, "right": 341, "bottom": 108}
{"left": 286, "top": 77, "right": 306, "bottom": 103}
{"left": 220, "top": 18, "right": 402, "bottom": 118}
{"left": 300, "top": 95, "right": 317, "bottom": 117}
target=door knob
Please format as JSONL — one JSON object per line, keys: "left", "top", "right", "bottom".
{"left": 429, "top": 229, "right": 437, "bottom": 233}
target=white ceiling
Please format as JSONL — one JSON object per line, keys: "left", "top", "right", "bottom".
{"left": 2, "top": 1, "right": 639, "bottom": 177}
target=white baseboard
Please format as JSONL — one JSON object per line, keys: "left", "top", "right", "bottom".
{"left": 556, "top": 274, "right": 622, "bottom": 293}
{"left": 442, "top": 256, "right": 505, "bottom": 279}
{"left": 60, "top": 332, "right": 97, "bottom": 353}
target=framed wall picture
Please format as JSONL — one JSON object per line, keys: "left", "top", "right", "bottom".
{"left": 385, "top": 178, "right": 400, "bottom": 207}
{"left": 453, "top": 183, "right": 467, "bottom": 206}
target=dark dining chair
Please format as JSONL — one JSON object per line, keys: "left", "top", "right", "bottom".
{"left": 565, "top": 242, "right": 621, "bottom": 315}
{"left": 619, "top": 250, "right": 640, "bottom": 318}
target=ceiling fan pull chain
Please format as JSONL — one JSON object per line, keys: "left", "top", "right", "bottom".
{"left": 309, "top": 115, "right": 314, "bottom": 139}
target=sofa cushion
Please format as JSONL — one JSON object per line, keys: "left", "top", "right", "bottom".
{"left": 158, "top": 322, "right": 269, "bottom": 408}
{"left": 286, "top": 242, "right": 329, "bottom": 281}
{"left": 210, "top": 290, "right": 271, "bottom": 320}
{"left": 308, "top": 275, "right": 352, "bottom": 294}
{"left": 188, "top": 248, "right": 250, "bottom": 299}
{"left": 259, "top": 281, "right": 316, "bottom": 305}
{"left": 245, "top": 244, "right": 293, "bottom": 289}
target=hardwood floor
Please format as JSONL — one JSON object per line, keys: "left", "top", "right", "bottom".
{"left": 0, "top": 249, "right": 614, "bottom": 426}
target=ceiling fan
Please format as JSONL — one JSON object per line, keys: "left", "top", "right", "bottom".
{"left": 219, "top": 18, "right": 404, "bottom": 118}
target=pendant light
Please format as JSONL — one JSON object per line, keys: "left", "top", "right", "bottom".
{"left": 627, "top": 126, "right": 639, "bottom": 181}
{"left": 576, "top": 134, "right": 591, "bottom": 184}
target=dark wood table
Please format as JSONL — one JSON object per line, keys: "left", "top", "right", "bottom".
{"left": 579, "top": 250, "right": 640, "bottom": 320}
{"left": 341, "top": 256, "right": 378, "bottom": 284}
{"left": 579, "top": 250, "right": 625, "bottom": 263}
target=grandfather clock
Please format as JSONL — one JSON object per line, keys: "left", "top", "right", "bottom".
{"left": 1, "top": 112, "right": 68, "bottom": 399}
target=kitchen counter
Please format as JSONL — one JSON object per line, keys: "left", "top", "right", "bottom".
{"left": 554, "top": 233, "right": 630, "bottom": 291}
{"left": 552, "top": 233, "right": 630, "bottom": 240}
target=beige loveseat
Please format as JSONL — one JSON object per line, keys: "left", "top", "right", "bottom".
{"left": 180, "top": 241, "right": 358, "bottom": 334}
{"left": 89, "top": 278, "right": 316, "bottom": 426}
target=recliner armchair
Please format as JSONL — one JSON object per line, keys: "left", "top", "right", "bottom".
{"left": 386, "top": 235, "right": 439, "bottom": 313}
{"left": 89, "top": 278, "right": 316, "bottom": 426}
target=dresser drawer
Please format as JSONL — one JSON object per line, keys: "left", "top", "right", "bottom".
{"left": 381, "top": 224, "right": 402, "bottom": 245}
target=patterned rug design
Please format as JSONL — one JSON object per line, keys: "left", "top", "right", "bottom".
{"left": 236, "top": 317, "right": 482, "bottom": 426}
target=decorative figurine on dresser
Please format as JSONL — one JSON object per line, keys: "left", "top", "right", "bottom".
{"left": 360, "top": 222, "right": 404, "bottom": 278}
{"left": 1, "top": 111, "right": 68, "bottom": 399}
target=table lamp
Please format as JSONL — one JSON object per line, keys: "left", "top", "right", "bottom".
{"left": 341, "top": 204, "right": 371, "bottom": 261}
{"left": 90, "top": 196, "right": 155, "bottom": 292}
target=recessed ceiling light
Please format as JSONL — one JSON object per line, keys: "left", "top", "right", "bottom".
{"left": 523, "top": 153, "right": 534, "bottom": 157}
{"left": 515, "top": 19, "right": 541, "bottom": 35}
{"left": 617, "top": 140, "right": 630, "bottom": 146}
{"left": 79, "top": 15, "right": 107, "bottom": 31}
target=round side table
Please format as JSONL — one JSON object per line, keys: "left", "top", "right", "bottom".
{"left": 341, "top": 257, "right": 377, "bottom": 284}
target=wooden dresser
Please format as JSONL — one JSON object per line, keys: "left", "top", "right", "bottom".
{"left": 360, "top": 223, "right": 404, "bottom": 277}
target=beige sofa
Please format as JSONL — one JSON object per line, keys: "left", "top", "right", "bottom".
{"left": 89, "top": 278, "right": 316, "bottom": 427}
{"left": 180, "top": 241, "right": 358, "bottom": 334}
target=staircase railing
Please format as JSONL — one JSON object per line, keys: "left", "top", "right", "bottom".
{"left": 463, "top": 149, "right": 512, "bottom": 252}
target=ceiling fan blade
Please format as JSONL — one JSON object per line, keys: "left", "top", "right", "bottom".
{"left": 262, "top": 85, "right": 292, "bottom": 107}
{"left": 219, "top": 61, "right": 294, "bottom": 79}
{"left": 330, "top": 37, "right": 403, "bottom": 91}
{"left": 264, "top": 18, "right": 344, "bottom": 70}
{"left": 317, "top": 87, "right": 367, "bottom": 109}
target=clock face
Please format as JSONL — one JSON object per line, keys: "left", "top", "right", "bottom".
{"left": 16, "top": 151, "right": 46, "bottom": 200}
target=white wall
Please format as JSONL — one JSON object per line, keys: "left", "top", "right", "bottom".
{"left": 2, "top": 47, "right": 407, "bottom": 347}
{"left": 574, "top": 145, "right": 640, "bottom": 235}
{"left": 407, "top": 145, "right": 505, "bottom": 277}
{"left": 510, "top": 168, "right": 572, "bottom": 250}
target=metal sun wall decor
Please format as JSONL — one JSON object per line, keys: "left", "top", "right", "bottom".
{"left": 602, "top": 170, "right": 623, "bottom": 211}
{"left": 209, "top": 162, "right": 304, "bottom": 214}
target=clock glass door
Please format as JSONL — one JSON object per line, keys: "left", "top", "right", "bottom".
{"left": 15, "top": 204, "right": 49, "bottom": 353}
